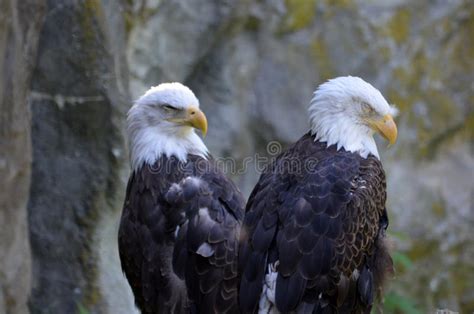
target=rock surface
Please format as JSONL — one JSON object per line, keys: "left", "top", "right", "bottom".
{"left": 27, "top": 0, "right": 132, "bottom": 313}
{"left": 0, "top": 0, "right": 472, "bottom": 313}
{"left": 0, "top": 1, "right": 45, "bottom": 313}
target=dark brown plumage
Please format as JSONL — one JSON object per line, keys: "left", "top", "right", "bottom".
{"left": 238, "top": 133, "right": 393, "bottom": 313}
{"left": 119, "top": 154, "right": 244, "bottom": 314}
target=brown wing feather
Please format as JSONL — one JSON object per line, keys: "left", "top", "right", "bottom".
{"left": 167, "top": 172, "right": 244, "bottom": 313}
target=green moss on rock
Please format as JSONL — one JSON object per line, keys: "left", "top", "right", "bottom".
{"left": 310, "top": 37, "right": 335, "bottom": 80}
{"left": 386, "top": 8, "right": 411, "bottom": 44}
{"left": 280, "top": 0, "right": 316, "bottom": 33}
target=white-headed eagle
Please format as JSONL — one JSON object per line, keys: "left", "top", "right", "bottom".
{"left": 238, "top": 76, "right": 397, "bottom": 313}
{"left": 118, "top": 83, "right": 244, "bottom": 313}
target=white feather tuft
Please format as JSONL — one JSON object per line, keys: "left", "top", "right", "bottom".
{"left": 258, "top": 261, "right": 279, "bottom": 314}
{"left": 389, "top": 104, "right": 399, "bottom": 117}
{"left": 182, "top": 176, "right": 203, "bottom": 188}
{"left": 196, "top": 242, "right": 215, "bottom": 257}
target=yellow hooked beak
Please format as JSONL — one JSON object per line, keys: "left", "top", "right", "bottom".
{"left": 368, "top": 114, "right": 398, "bottom": 145}
{"left": 184, "top": 106, "right": 207, "bottom": 137}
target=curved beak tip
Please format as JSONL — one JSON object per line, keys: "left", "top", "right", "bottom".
{"left": 381, "top": 114, "right": 398, "bottom": 146}
{"left": 201, "top": 123, "right": 207, "bottom": 137}
{"left": 187, "top": 107, "right": 208, "bottom": 137}
{"left": 370, "top": 114, "right": 397, "bottom": 147}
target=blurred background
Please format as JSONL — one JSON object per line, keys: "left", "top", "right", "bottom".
{"left": 0, "top": 0, "right": 472, "bottom": 313}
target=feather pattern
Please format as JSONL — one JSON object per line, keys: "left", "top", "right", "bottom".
{"left": 119, "top": 154, "right": 244, "bottom": 314}
{"left": 238, "top": 133, "right": 393, "bottom": 313}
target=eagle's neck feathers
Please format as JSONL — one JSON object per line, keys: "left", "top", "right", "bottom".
{"left": 128, "top": 126, "right": 208, "bottom": 171}
{"left": 309, "top": 101, "right": 380, "bottom": 159}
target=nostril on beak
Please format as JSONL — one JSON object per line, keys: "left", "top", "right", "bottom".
{"left": 190, "top": 111, "right": 196, "bottom": 115}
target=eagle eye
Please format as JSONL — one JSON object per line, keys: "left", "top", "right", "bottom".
{"left": 162, "top": 104, "right": 178, "bottom": 111}
{"left": 361, "top": 102, "right": 375, "bottom": 115}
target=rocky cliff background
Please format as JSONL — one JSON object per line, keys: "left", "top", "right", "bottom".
{"left": 0, "top": 0, "right": 472, "bottom": 313}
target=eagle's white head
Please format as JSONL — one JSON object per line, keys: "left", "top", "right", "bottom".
{"left": 127, "top": 82, "right": 209, "bottom": 170}
{"left": 309, "top": 76, "right": 398, "bottom": 159}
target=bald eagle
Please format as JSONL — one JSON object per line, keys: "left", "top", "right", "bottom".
{"left": 239, "top": 76, "right": 397, "bottom": 313}
{"left": 118, "top": 83, "right": 244, "bottom": 313}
